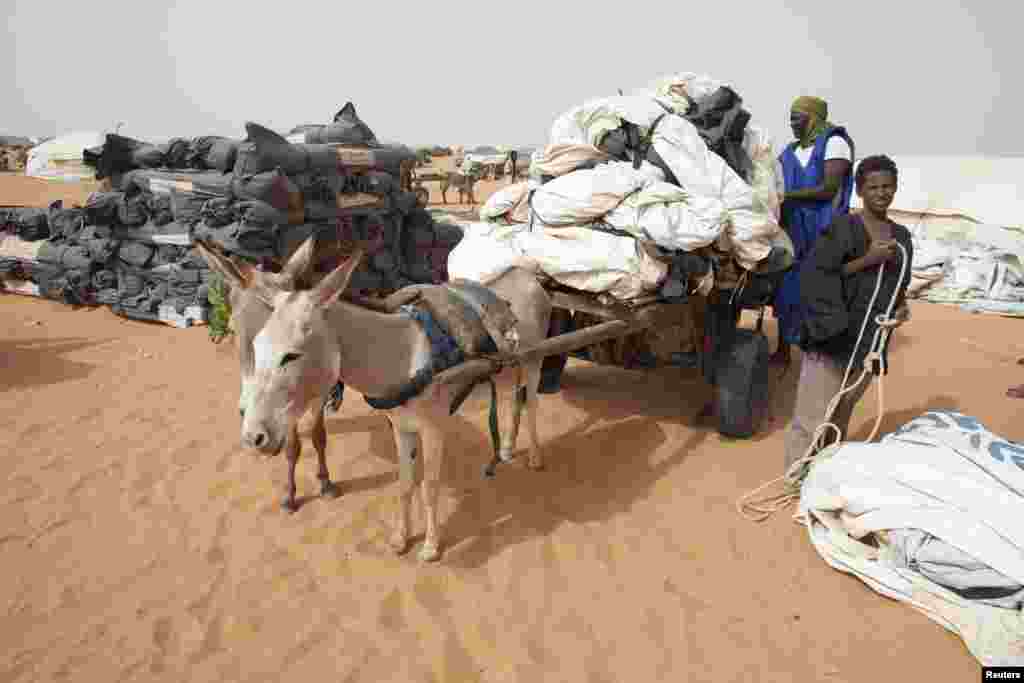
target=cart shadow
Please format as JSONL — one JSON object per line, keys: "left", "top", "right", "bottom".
{"left": 438, "top": 362, "right": 707, "bottom": 568}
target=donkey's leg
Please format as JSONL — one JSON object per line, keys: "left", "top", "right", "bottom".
{"left": 499, "top": 366, "right": 526, "bottom": 463}
{"left": 312, "top": 409, "right": 340, "bottom": 498}
{"left": 417, "top": 424, "right": 444, "bottom": 562}
{"left": 523, "top": 360, "right": 544, "bottom": 470}
{"left": 390, "top": 424, "right": 418, "bottom": 555}
{"left": 281, "top": 425, "right": 301, "bottom": 512}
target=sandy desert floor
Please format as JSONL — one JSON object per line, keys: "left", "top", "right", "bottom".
{"left": 2, "top": 171, "right": 1023, "bottom": 681}
{"left": 3, "top": 291, "right": 1023, "bottom": 682}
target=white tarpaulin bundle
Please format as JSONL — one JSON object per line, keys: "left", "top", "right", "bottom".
{"left": 479, "top": 181, "right": 534, "bottom": 225}
{"left": 798, "top": 411, "right": 1024, "bottom": 666}
{"left": 530, "top": 161, "right": 665, "bottom": 226}
{"left": 468, "top": 72, "right": 786, "bottom": 300}
{"left": 528, "top": 74, "right": 783, "bottom": 270}
{"left": 25, "top": 131, "right": 105, "bottom": 182}
{"left": 895, "top": 211, "right": 1024, "bottom": 316}
{"left": 447, "top": 221, "right": 666, "bottom": 300}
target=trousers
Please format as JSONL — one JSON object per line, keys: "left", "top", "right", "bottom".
{"left": 784, "top": 350, "right": 873, "bottom": 474}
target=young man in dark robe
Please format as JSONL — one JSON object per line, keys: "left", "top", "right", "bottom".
{"left": 783, "top": 155, "right": 913, "bottom": 477}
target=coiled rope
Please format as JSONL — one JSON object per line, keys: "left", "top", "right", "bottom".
{"left": 737, "top": 241, "right": 909, "bottom": 522}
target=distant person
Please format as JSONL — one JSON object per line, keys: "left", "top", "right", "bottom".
{"left": 783, "top": 155, "right": 912, "bottom": 478}
{"left": 1008, "top": 358, "right": 1024, "bottom": 398}
{"left": 772, "top": 96, "right": 856, "bottom": 368}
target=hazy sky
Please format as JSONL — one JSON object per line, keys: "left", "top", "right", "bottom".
{"left": 4, "top": 0, "right": 1019, "bottom": 157}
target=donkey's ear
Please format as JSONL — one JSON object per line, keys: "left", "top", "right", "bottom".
{"left": 312, "top": 248, "right": 365, "bottom": 307}
{"left": 195, "top": 239, "right": 277, "bottom": 306}
{"left": 278, "top": 236, "right": 316, "bottom": 290}
{"left": 195, "top": 239, "right": 248, "bottom": 290}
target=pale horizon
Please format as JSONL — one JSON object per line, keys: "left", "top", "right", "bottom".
{"left": 5, "top": 1, "right": 1020, "bottom": 159}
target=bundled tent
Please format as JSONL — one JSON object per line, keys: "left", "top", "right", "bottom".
{"left": 451, "top": 72, "right": 789, "bottom": 301}
{"left": 25, "top": 131, "right": 106, "bottom": 183}
{"left": 3, "top": 102, "right": 465, "bottom": 328}
{"left": 865, "top": 155, "right": 1024, "bottom": 316}
{"left": 799, "top": 410, "right": 1024, "bottom": 666}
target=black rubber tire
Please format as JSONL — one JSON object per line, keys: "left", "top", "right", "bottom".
{"left": 715, "top": 328, "right": 771, "bottom": 438}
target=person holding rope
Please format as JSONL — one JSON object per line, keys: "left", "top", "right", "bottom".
{"left": 771, "top": 96, "right": 856, "bottom": 369}
{"left": 782, "top": 155, "right": 913, "bottom": 477}
{"left": 1008, "top": 362, "right": 1024, "bottom": 399}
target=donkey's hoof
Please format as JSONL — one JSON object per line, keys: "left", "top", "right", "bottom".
{"left": 418, "top": 542, "right": 441, "bottom": 563}
{"left": 280, "top": 498, "right": 299, "bottom": 513}
{"left": 320, "top": 480, "right": 342, "bottom": 498}
{"left": 483, "top": 463, "right": 497, "bottom": 479}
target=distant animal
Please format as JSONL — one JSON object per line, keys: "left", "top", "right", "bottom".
{"left": 439, "top": 170, "right": 480, "bottom": 204}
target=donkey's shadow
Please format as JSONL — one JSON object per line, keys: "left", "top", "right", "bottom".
{"left": 438, "top": 362, "right": 711, "bottom": 568}
{"left": 313, "top": 363, "right": 717, "bottom": 565}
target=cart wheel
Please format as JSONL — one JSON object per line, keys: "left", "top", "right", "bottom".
{"left": 714, "top": 328, "right": 770, "bottom": 438}
{"left": 415, "top": 187, "right": 430, "bottom": 207}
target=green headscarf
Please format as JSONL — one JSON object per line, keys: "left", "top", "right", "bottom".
{"left": 791, "top": 96, "right": 833, "bottom": 148}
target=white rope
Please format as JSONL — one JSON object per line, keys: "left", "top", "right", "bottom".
{"left": 737, "top": 242, "right": 909, "bottom": 522}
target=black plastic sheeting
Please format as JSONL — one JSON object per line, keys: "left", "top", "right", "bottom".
{"left": 7, "top": 102, "right": 464, "bottom": 320}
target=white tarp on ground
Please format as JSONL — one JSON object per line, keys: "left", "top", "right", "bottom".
{"left": 798, "top": 411, "right": 1024, "bottom": 666}
{"left": 890, "top": 210, "right": 1024, "bottom": 316}
{"left": 447, "top": 221, "right": 666, "bottom": 301}
{"left": 24, "top": 131, "right": 105, "bottom": 182}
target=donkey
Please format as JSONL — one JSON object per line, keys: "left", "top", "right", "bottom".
{"left": 195, "top": 240, "right": 344, "bottom": 512}
{"left": 439, "top": 170, "right": 479, "bottom": 205}
{"left": 237, "top": 238, "right": 551, "bottom": 561}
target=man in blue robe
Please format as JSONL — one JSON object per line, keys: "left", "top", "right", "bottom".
{"left": 771, "top": 96, "right": 855, "bottom": 367}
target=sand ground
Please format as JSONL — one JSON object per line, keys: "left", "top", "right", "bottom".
{"left": 2, "top": 173, "right": 1023, "bottom": 681}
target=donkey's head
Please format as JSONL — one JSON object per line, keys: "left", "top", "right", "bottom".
{"left": 195, "top": 239, "right": 323, "bottom": 437}
{"left": 239, "top": 240, "right": 364, "bottom": 455}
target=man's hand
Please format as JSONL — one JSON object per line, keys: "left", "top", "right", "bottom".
{"left": 865, "top": 239, "right": 899, "bottom": 266}
{"left": 879, "top": 303, "right": 911, "bottom": 328}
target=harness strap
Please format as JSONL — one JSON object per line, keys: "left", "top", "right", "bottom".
{"left": 361, "top": 304, "right": 463, "bottom": 410}
{"left": 359, "top": 304, "right": 505, "bottom": 464}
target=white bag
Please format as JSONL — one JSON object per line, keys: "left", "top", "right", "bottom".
{"left": 529, "top": 162, "right": 656, "bottom": 227}
{"left": 446, "top": 222, "right": 540, "bottom": 285}
{"left": 544, "top": 95, "right": 781, "bottom": 268}
{"left": 528, "top": 143, "right": 610, "bottom": 178}
{"left": 446, "top": 221, "right": 667, "bottom": 301}
{"left": 479, "top": 182, "right": 533, "bottom": 224}
{"left": 603, "top": 180, "right": 726, "bottom": 251}
{"left": 514, "top": 226, "right": 667, "bottom": 300}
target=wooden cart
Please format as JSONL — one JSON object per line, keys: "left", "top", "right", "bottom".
{"left": 421, "top": 260, "right": 776, "bottom": 442}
